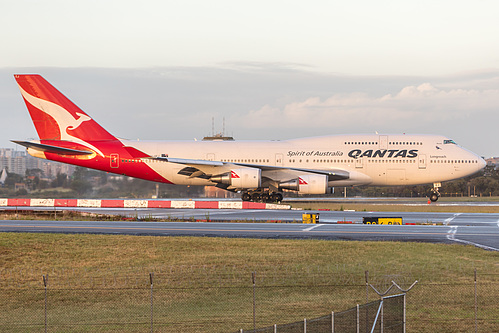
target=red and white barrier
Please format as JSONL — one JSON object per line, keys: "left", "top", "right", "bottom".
{"left": 0, "top": 198, "right": 290, "bottom": 210}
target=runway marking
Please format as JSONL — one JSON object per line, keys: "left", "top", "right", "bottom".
{"left": 303, "top": 224, "right": 322, "bottom": 231}
{"left": 0, "top": 223, "right": 453, "bottom": 236}
{"left": 2, "top": 223, "right": 497, "bottom": 238}
{"left": 447, "top": 226, "right": 458, "bottom": 239}
{"left": 447, "top": 226, "right": 499, "bottom": 252}
{"left": 444, "top": 213, "right": 462, "bottom": 225}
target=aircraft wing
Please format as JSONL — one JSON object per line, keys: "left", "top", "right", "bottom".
{"left": 150, "top": 156, "right": 349, "bottom": 181}
{"left": 234, "top": 163, "right": 350, "bottom": 181}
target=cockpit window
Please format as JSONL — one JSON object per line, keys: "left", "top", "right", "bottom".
{"left": 444, "top": 139, "right": 456, "bottom": 145}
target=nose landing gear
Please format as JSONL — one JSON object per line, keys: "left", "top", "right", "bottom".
{"left": 429, "top": 182, "right": 441, "bottom": 202}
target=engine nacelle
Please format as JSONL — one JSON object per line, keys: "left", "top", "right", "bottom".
{"left": 298, "top": 175, "right": 328, "bottom": 194}
{"left": 210, "top": 168, "right": 261, "bottom": 189}
{"left": 297, "top": 174, "right": 328, "bottom": 194}
{"left": 279, "top": 174, "right": 328, "bottom": 194}
{"left": 231, "top": 168, "right": 261, "bottom": 188}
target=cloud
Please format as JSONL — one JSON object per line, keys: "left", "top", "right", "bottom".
{"left": 233, "top": 83, "right": 499, "bottom": 134}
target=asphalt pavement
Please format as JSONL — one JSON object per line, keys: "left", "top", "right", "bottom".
{"left": 1, "top": 207, "right": 498, "bottom": 251}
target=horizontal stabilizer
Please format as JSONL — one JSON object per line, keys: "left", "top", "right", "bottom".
{"left": 12, "top": 140, "right": 94, "bottom": 155}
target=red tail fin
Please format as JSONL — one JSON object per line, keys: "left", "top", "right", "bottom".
{"left": 14, "top": 75, "right": 116, "bottom": 142}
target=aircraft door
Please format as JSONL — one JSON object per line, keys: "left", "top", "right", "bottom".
{"left": 355, "top": 157, "right": 363, "bottom": 168}
{"left": 110, "top": 154, "right": 119, "bottom": 168}
{"left": 206, "top": 153, "right": 215, "bottom": 161}
{"left": 379, "top": 135, "right": 388, "bottom": 149}
{"left": 419, "top": 154, "right": 427, "bottom": 169}
{"left": 275, "top": 153, "right": 283, "bottom": 166}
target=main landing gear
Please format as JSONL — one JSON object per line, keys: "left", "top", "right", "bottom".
{"left": 429, "top": 182, "right": 441, "bottom": 202}
{"left": 241, "top": 191, "right": 283, "bottom": 203}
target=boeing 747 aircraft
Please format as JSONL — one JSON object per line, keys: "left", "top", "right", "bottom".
{"left": 12, "top": 75, "right": 486, "bottom": 202}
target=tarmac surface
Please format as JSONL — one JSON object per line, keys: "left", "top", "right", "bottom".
{"left": 1, "top": 204, "right": 498, "bottom": 251}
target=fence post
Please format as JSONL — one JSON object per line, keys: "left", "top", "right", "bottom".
{"left": 252, "top": 271, "right": 256, "bottom": 332}
{"left": 365, "top": 271, "right": 369, "bottom": 333}
{"left": 356, "top": 304, "right": 359, "bottom": 333}
{"left": 150, "top": 272, "right": 154, "bottom": 333}
{"left": 43, "top": 274, "right": 48, "bottom": 333}
{"left": 403, "top": 293, "right": 406, "bottom": 333}
{"left": 304, "top": 318, "right": 307, "bottom": 333}
{"left": 474, "top": 268, "right": 477, "bottom": 333}
{"left": 380, "top": 300, "right": 384, "bottom": 333}
{"left": 365, "top": 270, "right": 369, "bottom": 302}
{"left": 274, "top": 323, "right": 277, "bottom": 333}
{"left": 331, "top": 311, "right": 334, "bottom": 333}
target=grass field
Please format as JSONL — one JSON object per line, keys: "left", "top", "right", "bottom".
{"left": 1, "top": 233, "right": 498, "bottom": 332}
{"left": 287, "top": 196, "right": 499, "bottom": 213}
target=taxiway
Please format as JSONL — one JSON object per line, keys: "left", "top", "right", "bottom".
{"left": 1, "top": 207, "right": 498, "bottom": 251}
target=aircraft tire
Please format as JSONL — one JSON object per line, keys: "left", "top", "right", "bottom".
{"left": 429, "top": 193, "right": 439, "bottom": 202}
{"left": 241, "top": 192, "right": 251, "bottom": 201}
{"left": 271, "top": 192, "right": 283, "bottom": 203}
{"left": 251, "top": 192, "right": 261, "bottom": 202}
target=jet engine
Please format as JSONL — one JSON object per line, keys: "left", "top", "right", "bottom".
{"left": 279, "top": 174, "right": 328, "bottom": 194}
{"left": 210, "top": 167, "right": 261, "bottom": 189}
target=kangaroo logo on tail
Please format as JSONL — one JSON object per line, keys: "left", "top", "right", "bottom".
{"left": 15, "top": 75, "right": 117, "bottom": 157}
{"left": 18, "top": 85, "right": 104, "bottom": 157}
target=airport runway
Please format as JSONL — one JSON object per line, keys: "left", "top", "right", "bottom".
{"left": 1, "top": 207, "right": 498, "bottom": 251}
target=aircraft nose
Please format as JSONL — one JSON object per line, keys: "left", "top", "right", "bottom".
{"left": 477, "top": 156, "right": 487, "bottom": 171}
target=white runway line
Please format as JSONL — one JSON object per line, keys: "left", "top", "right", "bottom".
{"left": 303, "top": 224, "right": 323, "bottom": 231}
{"left": 444, "top": 213, "right": 462, "bottom": 225}
{"left": 447, "top": 226, "right": 499, "bottom": 252}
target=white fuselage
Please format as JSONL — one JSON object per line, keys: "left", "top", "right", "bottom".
{"left": 123, "top": 134, "right": 485, "bottom": 188}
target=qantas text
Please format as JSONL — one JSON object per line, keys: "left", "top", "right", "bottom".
{"left": 348, "top": 149, "right": 418, "bottom": 159}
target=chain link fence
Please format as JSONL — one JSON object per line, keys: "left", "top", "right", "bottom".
{"left": 238, "top": 295, "right": 405, "bottom": 333}
{"left": 0, "top": 267, "right": 498, "bottom": 332}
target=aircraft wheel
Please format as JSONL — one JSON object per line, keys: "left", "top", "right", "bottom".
{"left": 271, "top": 192, "right": 283, "bottom": 203}
{"left": 261, "top": 193, "right": 270, "bottom": 202}
{"left": 429, "top": 193, "right": 439, "bottom": 202}
{"left": 251, "top": 192, "right": 261, "bottom": 202}
{"left": 241, "top": 192, "right": 251, "bottom": 201}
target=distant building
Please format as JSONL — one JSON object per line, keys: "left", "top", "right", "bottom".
{"left": 0, "top": 148, "right": 75, "bottom": 178}
{"left": 202, "top": 117, "right": 234, "bottom": 141}
{"left": 202, "top": 134, "right": 235, "bottom": 141}
{"left": 486, "top": 157, "right": 499, "bottom": 168}
{"left": 15, "top": 183, "right": 27, "bottom": 192}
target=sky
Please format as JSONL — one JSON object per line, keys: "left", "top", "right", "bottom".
{"left": 1, "top": 0, "right": 498, "bottom": 158}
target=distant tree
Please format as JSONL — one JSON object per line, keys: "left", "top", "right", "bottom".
{"left": 51, "top": 172, "right": 69, "bottom": 188}
{"left": 4, "top": 172, "right": 24, "bottom": 188}
{"left": 26, "top": 168, "right": 44, "bottom": 177}
{"left": 15, "top": 188, "right": 28, "bottom": 196}
{"left": 71, "top": 167, "right": 88, "bottom": 180}
{"left": 70, "top": 179, "right": 93, "bottom": 195}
